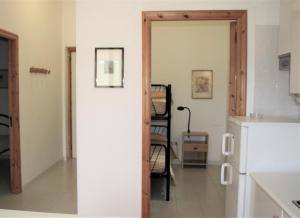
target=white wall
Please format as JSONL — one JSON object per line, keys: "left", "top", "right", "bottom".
{"left": 0, "top": 1, "right": 64, "bottom": 185}
{"left": 0, "top": 40, "right": 8, "bottom": 135}
{"left": 152, "top": 21, "right": 229, "bottom": 163}
{"left": 254, "top": 25, "right": 300, "bottom": 117}
{"left": 76, "top": 0, "right": 280, "bottom": 216}
{"left": 62, "top": 0, "right": 76, "bottom": 159}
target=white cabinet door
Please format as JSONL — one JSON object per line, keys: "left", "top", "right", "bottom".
{"left": 282, "top": 210, "right": 292, "bottom": 218}
{"left": 250, "top": 180, "right": 282, "bottom": 218}
{"left": 226, "top": 122, "right": 248, "bottom": 174}
{"left": 224, "top": 166, "right": 246, "bottom": 218}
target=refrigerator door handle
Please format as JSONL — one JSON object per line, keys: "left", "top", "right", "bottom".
{"left": 221, "top": 163, "right": 233, "bottom": 185}
{"left": 222, "top": 133, "right": 235, "bottom": 156}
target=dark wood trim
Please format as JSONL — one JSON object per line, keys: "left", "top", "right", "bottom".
{"left": 143, "top": 10, "right": 248, "bottom": 21}
{"left": 237, "top": 12, "right": 247, "bottom": 115}
{"left": 67, "top": 47, "right": 76, "bottom": 158}
{"left": 0, "top": 28, "right": 21, "bottom": 193}
{"left": 229, "top": 22, "right": 238, "bottom": 115}
{"left": 142, "top": 10, "right": 247, "bottom": 218}
{"left": 142, "top": 13, "right": 151, "bottom": 218}
{"left": 0, "top": 28, "right": 18, "bottom": 40}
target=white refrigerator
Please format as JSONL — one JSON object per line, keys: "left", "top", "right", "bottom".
{"left": 220, "top": 116, "right": 300, "bottom": 218}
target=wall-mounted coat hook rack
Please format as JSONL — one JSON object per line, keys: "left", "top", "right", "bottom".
{"left": 30, "top": 67, "right": 50, "bottom": 74}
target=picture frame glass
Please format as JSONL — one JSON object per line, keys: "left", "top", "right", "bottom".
{"left": 192, "top": 70, "right": 213, "bottom": 99}
{"left": 95, "top": 48, "right": 124, "bottom": 87}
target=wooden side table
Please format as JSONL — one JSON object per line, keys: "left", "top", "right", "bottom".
{"left": 182, "top": 132, "right": 209, "bottom": 167}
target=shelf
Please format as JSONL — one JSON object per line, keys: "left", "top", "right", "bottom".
{"left": 183, "top": 159, "right": 207, "bottom": 164}
{"left": 184, "top": 141, "right": 207, "bottom": 145}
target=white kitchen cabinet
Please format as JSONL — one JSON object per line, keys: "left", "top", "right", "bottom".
{"left": 250, "top": 172, "right": 300, "bottom": 218}
{"left": 250, "top": 180, "right": 289, "bottom": 218}
{"left": 221, "top": 117, "right": 300, "bottom": 218}
{"left": 282, "top": 210, "right": 292, "bottom": 218}
{"left": 250, "top": 180, "right": 282, "bottom": 218}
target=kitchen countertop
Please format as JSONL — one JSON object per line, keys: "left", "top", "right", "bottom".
{"left": 251, "top": 172, "right": 300, "bottom": 218}
{"left": 229, "top": 116, "right": 300, "bottom": 126}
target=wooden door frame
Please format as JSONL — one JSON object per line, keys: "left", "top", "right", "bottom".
{"left": 0, "top": 28, "right": 21, "bottom": 193}
{"left": 142, "top": 10, "right": 247, "bottom": 218}
{"left": 67, "top": 47, "right": 76, "bottom": 158}
{"left": 229, "top": 22, "right": 238, "bottom": 115}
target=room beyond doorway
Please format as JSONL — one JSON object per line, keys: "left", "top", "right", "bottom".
{"left": 150, "top": 19, "right": 229, "bottom": 218}
{"left": 142, "top": 10, "right": 247, "bottom": 218}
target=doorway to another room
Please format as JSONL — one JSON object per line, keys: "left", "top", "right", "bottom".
{"left": 151, "top": 20, "right": 230, "bottom": 218}
{"left": 142, "top": 11, "right": 247, "bottom": 218}
{"left": 0, "top": 37, "right": 11, "bottom": 196}
{"left": 0, "top": 29, "right": 77, "bottom": 214}
{"left": 0, "top": 29, "right": 21, "bottom": 196}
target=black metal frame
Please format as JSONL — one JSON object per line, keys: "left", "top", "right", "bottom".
{"left": 94, "top": 47, "right": 124, "bottom": 88}
{"left": 150, "top": 84, "right": 171, "bottom": 201}
{"left": 0, "top": 114, "right": 9, "bottom": 155}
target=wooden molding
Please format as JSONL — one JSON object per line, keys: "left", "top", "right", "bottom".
{"left": 67, "top": 47, "right": 76, "bottom": 158}
{"left": 229, "top": 22, "right": 238, "bottom": 115}
{"left": 143, "top": 10, "right": 247, "bottom": 21}
{"left": 142, "top": 13, "right": 151, "bottom": 218}
{"left": 0, "top": 28, "right": 18, "bottom": 40}
{"left": 142, "top": 10, "right": 247, "bottom": 218}
{"left": 0, "top": 29, "right": 22, "bottom": 193}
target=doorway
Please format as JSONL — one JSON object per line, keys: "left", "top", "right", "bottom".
{"left": 0, "top": 29, "right": 21, "bottom": 194}
{"left": 142, "top": 10, "right": 247, "bottom": 218}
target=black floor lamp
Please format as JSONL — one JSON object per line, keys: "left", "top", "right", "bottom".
{"left": 177, "top": 106, "right": 191, "bottom": 137}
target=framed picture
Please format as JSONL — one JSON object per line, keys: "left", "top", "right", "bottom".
{"left": 95, "top": 48, "right": 124, "bottom": 88}
{"left": 0, "top": 69, "right": 8, "bottom": 89}
{"left": 192, "top": 70, "right": 213, "bottom": 99}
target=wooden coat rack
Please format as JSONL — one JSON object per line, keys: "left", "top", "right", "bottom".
{"left": 30, "top": 67, "right": 50, "bottom": 74}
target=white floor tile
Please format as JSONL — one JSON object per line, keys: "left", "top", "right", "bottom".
{"left": 151, "top": 165, "right": 225, "bottom": 218}
{"left": 0, "top": 159, "right": 77, "bottom": 214}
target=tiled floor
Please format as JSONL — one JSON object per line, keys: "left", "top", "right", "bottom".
{"left": 0, "top": 158, "right": 77, "bottom": 214}
{"left": 151, "top": 165, "right": 225, "bottom": 218}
